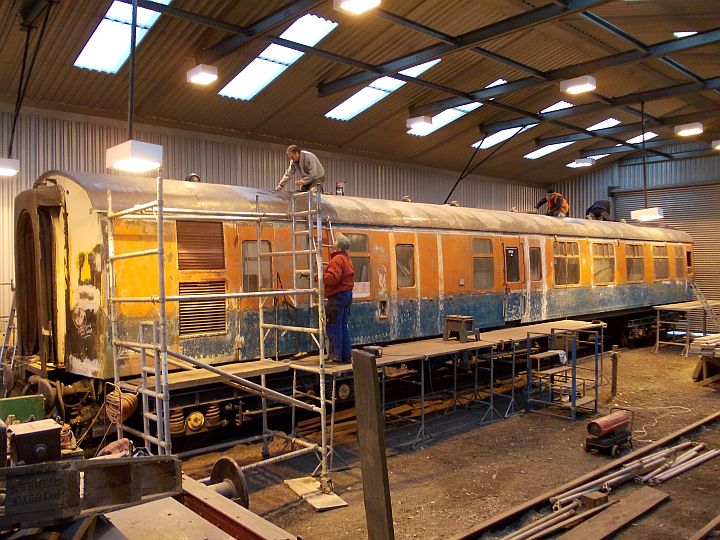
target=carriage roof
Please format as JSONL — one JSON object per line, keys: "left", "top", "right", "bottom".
{"left": 34, "top": 171, "right": 692, "bottom": 244}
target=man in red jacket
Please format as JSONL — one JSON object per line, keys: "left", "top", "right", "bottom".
{"left": 323, "top": 234, "right": 355, "bottom": 363}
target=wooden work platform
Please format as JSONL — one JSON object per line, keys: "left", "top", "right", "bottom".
{"left": 653, "top": 299, "right": 720, "bottom": 311}
{"left": 289, "top": 336, "right": 496, "bottom": 375}
{"left": 128, "top": 359, "right": 289, "bottom": 391}
{"left": 480, "top": 320, "right": 605, "bottom": 343}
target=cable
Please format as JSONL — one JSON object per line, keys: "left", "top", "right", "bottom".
{"left": 633, "top": 405, "right": 692, "bottom": 443}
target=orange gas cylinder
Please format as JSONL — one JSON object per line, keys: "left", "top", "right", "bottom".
{"left": 587, "top": 410, "right": 632, "bottom": 437}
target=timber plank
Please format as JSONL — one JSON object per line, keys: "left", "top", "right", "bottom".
{"left": 688, "top": 513, "right": 720, "bottom": 540}
{"left": 558, "top": 487, "right": 669, "bottom": 540}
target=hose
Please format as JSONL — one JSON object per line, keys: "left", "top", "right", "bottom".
{"left": 105, "top": 390, "right": 138, "bottom": 424}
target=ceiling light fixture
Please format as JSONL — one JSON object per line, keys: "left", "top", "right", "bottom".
{"left": 631, "top": 207, "right": 664, "bottom": 221}
{"left": 334, "top": 0, "right": 381, "bottom": 14}
{"left": 572, "top": 157, "right": 595, "bottom": 167}
{"left": 631, "top": 100, "right": 663, "bottom": 222}
{"left": 0, "top": 158, "right": 20, "bottom": 177}
{"left": 106, "top": 0, "right": 163, "bottom": 173}
{"left": 187, "top": 64, "right": 217, "bottom": 85}
{"left": 560, "top": 75, "right": 596, "bottom": 95}
{"left": 674, "top": 121, "right": 703, "bottom": 137}
{"left": 406, "top": 115, "right": 432, "bottom": 129}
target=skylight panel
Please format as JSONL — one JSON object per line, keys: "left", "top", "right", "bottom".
{"left": 524, "top": 117, "right": 623, "bottom": 160}
{"left": 541, "top": 101, "right": 574, "bottom": 113}
{"left": 587, "top": 117, "right": 621, "bottom": 131}
{"left": 74, "top": 0, "right": 171, "bottom": 73}
{"left": 219, "top": 14, "right": 338, "bottom": 100}
{"left": 524, "top": 142, "right": 575, "bottom": 159}
{"left": 625, "top": 132, "right": 658, "bottom": 144}
{"left": 327, "top": 59, "right": 441, "bottom": 121}
{"left": 408, "top": 79, "right": 504, "bottom": 137}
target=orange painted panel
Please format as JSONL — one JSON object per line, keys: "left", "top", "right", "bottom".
{"left": 417, "top": 232, "right": 439, "bottom": 298}
{"left": 441, "top": 234, "right": 470, "bottom": 295}
{"left": 392, "top": 231, "right": 418, "bottom": 300}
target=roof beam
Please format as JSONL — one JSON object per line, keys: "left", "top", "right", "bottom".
{"left": 317, "top": 0, "right": 611, "bottom": 97}
{"left": 619, "top": 148, "right": 717, "bottom": 165}
{"left": 409, "top": 28, "right": 720, "bottom": 117}
{"left": 577, "top": 134, "right": 720, "bottom": 157}
{"left": 535, "top": 109, "right": 720, "bottom": 147}
{"left": 478, "top": 76, "right": 720, "bottom": 133}
{"left": 196, "top": 0, "right": 322, "bottom": 65}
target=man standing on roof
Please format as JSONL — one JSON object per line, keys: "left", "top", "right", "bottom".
{"left": 585, "top": 200, "right": 612, "bottom": 221}
{"left": 535, "top": 188, "right": 570, "bottom": 217}
{"left": 275, "top": 145, "right": 326, "bottom": 192}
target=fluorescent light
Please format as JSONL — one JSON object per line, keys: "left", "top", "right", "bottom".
{"left": 0, "top": 158, "right": 20, "bottom": 177}
{"left": 334, "top": 0, "right": 381, "bottom": 14}
{"left": 327, "top": 59, "right": 440, "bottom": 120}
{"left": 631, "top": 207, "right": 664, "bottom": 221}
{"left": 407, "top": 79, "right": 504, "bottom": 136}
{"left": 220, "top": 14, "right": 337, "bottom": 100}
{"left": 625, "top": 132, "right": 658, "bottom": 144}
{"left": 674, "top": 31, "right": 697, "bottom": 38}
{"left": 560, "top": 75, "right": 596, "bottom": 95}
{"left": 74, "top": 0, "right": 171, "bottom": 73}
{"left": 674, "top": 121, "right": 703, "bottom": 137}
{"left": 406, "top": 115, "right": 433, "bottom": 129}
{"left": 712, "top": 140, "right": 720, "bottom": 150}
{"left": 187, "top": 64, "right": 217, "bottom": 85}
{"left": 106, "top": 140, "right": 163, "bottom": 172}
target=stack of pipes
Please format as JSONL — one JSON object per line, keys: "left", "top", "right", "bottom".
{"left": 499, "top": 441, "right": 719, "bottom": 540}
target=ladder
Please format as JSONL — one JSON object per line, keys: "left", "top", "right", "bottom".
{"left": 1, "top": 292, "right": 17, "bottom": 397}
{"left": 691, "top": 281, "right": 720, "bottom": 332}
{"left": 106, "top": 180, "right": 172, "bottom": 455}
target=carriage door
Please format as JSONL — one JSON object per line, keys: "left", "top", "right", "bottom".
{"left": 522, "top": 236, "right": 545, "bottom": 323}
{"left": 502, "top": 236, "right": 525, "bottom": 322}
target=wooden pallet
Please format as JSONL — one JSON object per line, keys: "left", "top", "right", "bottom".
{"left": 0, "top": 455, "right": 182, "bottom": 529}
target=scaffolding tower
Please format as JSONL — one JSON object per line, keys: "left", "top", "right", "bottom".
{"left": 105, "top": 176, "right": 334, "bottom": 489}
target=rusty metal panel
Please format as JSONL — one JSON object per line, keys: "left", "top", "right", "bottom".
{"left": 178, "top": 281, "right": 227, "bottom": 336}
{"left": 176, "top": 221, "right": 225, "bottom": 271}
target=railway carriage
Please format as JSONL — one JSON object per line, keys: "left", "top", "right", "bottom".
{"left": 11, "top": 171, "right": 694, "bottom": 434}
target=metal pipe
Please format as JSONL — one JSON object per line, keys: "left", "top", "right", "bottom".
{"left": 638, "top": 444, "right": 704, "bottom": 483}
{"left": 159, "top": 207, "right": 286, "bottom": 218}
{"left": 551, "top": 464, "right": 641, "bottom": 502}
{"left": 157, "top": 175, "right": 171, "bottom": 454}
{"left": 165, "top": 349, "right": 321, "bottom": 413}
{"left": 239, "top": 445, "right": 318, "bottom": 471}
{"left": 110, "top": 288, "right": 317, "bottom": 303}
{"left": 503, "top": 503, "right": 580, "bottom": 540}
{"left": 260, "top": 322, "right": 320, "bottom": 334}
{"left": 106, "top": 200, "right": 157, "bottom": 219}
{"left": 651, "top": 449, "right": 720, "bottom": 483}
{"left": 128, "top": 0, "right": 137, "bottom": 139}
{"left": 110, "top": 248, "right": 159, "bottom": 261}
{"left": 622, "top": 440, "right": 695, "bottom": 468}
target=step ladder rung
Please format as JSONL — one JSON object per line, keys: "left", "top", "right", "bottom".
{"left": 144, "top": 412, "right": 159, "bottom": 421}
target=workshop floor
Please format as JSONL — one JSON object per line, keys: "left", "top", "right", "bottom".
{"left": 183, "top": 346, "right": 720, "bottom": 539}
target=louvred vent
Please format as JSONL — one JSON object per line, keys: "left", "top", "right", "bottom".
{"left": 179, "top": 281, "right": 227, "bottom": 336}
{"left": 176, "top": 221, "right": 225, "bottom": 270}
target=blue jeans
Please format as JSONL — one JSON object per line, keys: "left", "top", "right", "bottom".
{"left": 326, "top": 290, "right": 352, "bottom": 363}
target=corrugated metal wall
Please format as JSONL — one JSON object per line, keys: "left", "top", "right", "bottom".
{"left": 614, "top": 183, "right": 720, "bottom": 332}
{"left": 0, "top": 105, "right": 546, "bottom": 316}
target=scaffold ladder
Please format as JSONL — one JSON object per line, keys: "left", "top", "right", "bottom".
{"left": 691, "top": 281, "right": 720, "bottom": 331}
{"left": 106, "top": 179, "right": 172, "bottom": 455}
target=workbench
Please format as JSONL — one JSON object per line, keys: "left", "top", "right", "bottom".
{"left": 652, "top": 300, "right": 720, "bottom": 356}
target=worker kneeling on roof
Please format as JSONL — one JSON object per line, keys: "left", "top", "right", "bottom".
{"left": 535, "top": 188, "right": 570, "bottom": 217}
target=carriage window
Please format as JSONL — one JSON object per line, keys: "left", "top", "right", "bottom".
{"left": 472, "top": 238, "right": 494, "bottom": 290}
{"left": 530, "top": 247, "right": 542, "bottom": 281}
{"left": 592, "top": 243, "right": 615, "bottom": 284}
{"left": 177, "top": 221, "right": 225, "bottom": 270}
{"left": 396, "top": 244, "right": 415, "bottom": 288}
{"left": 242, "top": 241, "right": 272, "bottom": 292}
{"left": 673, "top": 245, "right": 685, "bottom": 279}
{"left": 686, "top": 249, "right": 693, "bottom": 275}
{"left": 652, "top": 245, "right": 669, "bottom": 280}
{"left": 505, "top": 248, "right": 520, "bottom": 283}
{"left": 625, "top": 244, "right": 644, "bottom": 282}
{"left": 553, "top": 241, "right": 580, "bottom": 286}
{"left": 345, "top": 234, "right": 371, "bottom": 288}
